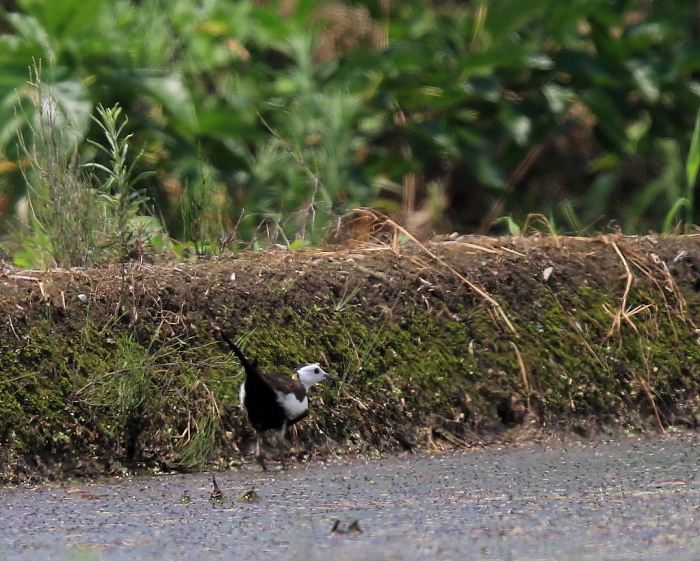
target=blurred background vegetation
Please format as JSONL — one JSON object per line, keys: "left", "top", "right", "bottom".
{"left": 1, "top": 0, "right": 700, "bottom": 266}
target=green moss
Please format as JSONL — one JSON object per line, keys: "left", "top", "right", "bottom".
{"left": 4, "top": 246, "right": 700, "bottom": 482}
{"left": 0, "top": 322, "right": 247, "bottom": 477}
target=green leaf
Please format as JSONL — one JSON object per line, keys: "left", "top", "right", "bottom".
{"left": 686, "top": 109, "right": 700, "bottom": 191}
{"left": 542, "top": 84, "right": 573, "bottom": 114}
{"left": 17, "top": 0, "right": 105, "bottom": 44}
{"left": 581, "top": 90, "right": 631, "bottom": 153}
{"left": 464, "top": 152, "right": 506, "bottom": 188}
{"left": 462, "top": 76, "right": 500, "bottom": 102}
{"left": 555, "top": 51, "right": 618, "bottom": 87}
{"left": 669, "top": 44, "right": 700, "bottom": 77}
{"left": 3, "top": 12, "right": 55, "bottom": 62}
{"left": 252, "top": 8, "right": 294, "bottom": 45}
{"left": 47, "top": 77, "right": 93, "bottom": 145}
{"left": 626, "top": 58, "right": 660, "bottom": 103}
{"left": 0, "top": 94, "right": 23, "bottom": 151}
{"left": 289, "top": 239, "right": 309, "bottom": 251}
{"left": 0, "top": 65, "right": 33, "bottom": 150}
{"left": 197, "top": 108, "right": 256, "bottom": 138}
{"left": 482, "top": 0, "right": 553, "bottom": 42}
{"left": 662, "top": 197, "right": 688, "bottom": 233}
{"left": 525, "top": 53, "right": 554, "bottom": 70}
{"left": 493, "top": 215, "right": 521, "bottom": 236}
{"left": 626, "top": 113, "right": 651, "bottom": 149}
{"left": 500, "top": 109, "right": 532, "bottom": 146}
{"left": 625, "top": 22, "right": 675, "bottom": 49}
{"left": 627, "top": 139, "right": 682, "bottom": 231}
{"left": 0, "top": 71, "right": 91, "bottom": 156}
{"left": 106, "top": 71, "right": 198, "bottom": 131}
{"left": 290, "top": 0, "right": 321, "bottom": 25}
{"left": 460, "top": 43, "right": 532, "bottom": 74}
{"left": 427, "top": 129, "right": 460, "bottom": 159}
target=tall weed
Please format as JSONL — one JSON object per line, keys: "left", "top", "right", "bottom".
{"left": 11, "top": 69, "right": 100, "bottom": 268}
{"left": 7, "top": 88, "right": 168, "bottom": 268}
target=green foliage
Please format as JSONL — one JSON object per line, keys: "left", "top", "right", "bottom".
{"left": 176, "top": 413, "right": 219, "bottom": 470}
{"left": 8, "top": 67, "right": 102, "bottom": 268}
{"left": 77, "top": 336, "right": 158, "bottom": 418}
{"left": 493, "top": 216, "right": 522, "bottom": 236}
{"left": 660, "top": 108, "right": 700, "bottom": 232}
{"left": 1, "top": 0, "right": 700, "bottom": 258}
{"left": 0, "top": 323, "right": 240, "bottom": 471}
{"left": 2, "top": 86, "right": 166, "bottom": 267}
{"left": 85, "top": 104, "right": 161, "bottom": 260}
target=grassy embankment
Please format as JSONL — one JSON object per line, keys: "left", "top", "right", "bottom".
{"left": 1, "top": 235, "right": 699, "bottom": 482}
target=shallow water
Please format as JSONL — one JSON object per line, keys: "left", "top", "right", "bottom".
{"left": 1, "top": 435, "right": 699, "bottom": 561}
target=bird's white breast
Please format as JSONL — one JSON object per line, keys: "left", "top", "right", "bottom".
{"left": 276, "top": 391, "right": 308, "bottom": 419}
{"left": 239, "top": 383, "right": 246, "bottom": 410}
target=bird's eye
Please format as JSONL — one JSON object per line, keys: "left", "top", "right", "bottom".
{"left": 314, "top": 368, "right": 320, "bottom": 374}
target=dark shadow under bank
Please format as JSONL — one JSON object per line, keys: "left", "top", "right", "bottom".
{"left": 1, "top": 234, "right": 700, "bottom": 483}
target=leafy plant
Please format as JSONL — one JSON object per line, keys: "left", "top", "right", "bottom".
{"left": 3, "top": 88, "right": 166, "bottom": 267}
{"left": 85, "top": 104, "right": 161, "bottom": 261}
{"left": 2, "top": 0, "right": 700, "bottom": 256}
{"left": 661, "top": 109, "right": 700, "bottom": 232}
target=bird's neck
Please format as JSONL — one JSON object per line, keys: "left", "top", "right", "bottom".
{"left": 298, "top": 377, "right": 315, "bottom": 391}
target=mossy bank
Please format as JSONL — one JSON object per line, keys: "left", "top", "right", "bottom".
{"left": 2, "top": 234, "right": 700, "bottom": 483}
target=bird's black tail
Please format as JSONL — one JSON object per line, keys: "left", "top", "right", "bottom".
{"left": 217, "top": 329, "right": 259, "bottom": 377}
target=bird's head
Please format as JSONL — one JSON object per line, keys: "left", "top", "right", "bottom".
{"left": 295, "top": 363, "right": 340, "bottom": 389}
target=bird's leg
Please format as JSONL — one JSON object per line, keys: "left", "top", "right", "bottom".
{"left": 277, "top": 419, "right": 288, "bottom": 470}
{"left": 255, "top": 432, "right": 267, "bottom": 471}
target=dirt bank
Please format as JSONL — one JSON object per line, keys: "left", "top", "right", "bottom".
{"left": 2, "top": 234, "right": 700, "bottom": 482}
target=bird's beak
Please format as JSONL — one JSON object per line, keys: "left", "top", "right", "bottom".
{"left": 325, "top": 373, "right": 341, "bottom": 381}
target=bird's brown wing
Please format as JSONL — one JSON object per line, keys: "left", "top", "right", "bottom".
{"left": 261, "top": 371, "right": 306, "bottom": 402}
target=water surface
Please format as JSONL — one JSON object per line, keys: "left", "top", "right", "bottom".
{"left": 1, "top": 435, "right": 699, "bottom": 560}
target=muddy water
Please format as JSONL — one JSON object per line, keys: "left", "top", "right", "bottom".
{"left": 1, "top": 436, "right": 700, "bottom": 561}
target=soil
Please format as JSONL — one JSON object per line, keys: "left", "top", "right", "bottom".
{"left": 1, "top": 233, "right": 700, "bottom": 483}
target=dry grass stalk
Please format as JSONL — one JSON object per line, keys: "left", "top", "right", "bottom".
{"left": 510, "top": 341, "right": 532, "bottom": 413}
{"left": 335, "top": 208, "right": 517, "bottom": 334}
{"left": 595, "top": 237, "right": 674, "bottom": 433}
{"left": 521, "top": 214, "right": 562, "bottom": 248}
{"left": 606, "top": 240, "right": 637, "bottom": 337}
{"left": 636, "top": 338, "right": 667, "bottom": 434}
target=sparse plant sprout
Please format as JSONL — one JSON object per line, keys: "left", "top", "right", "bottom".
{"left": 71, "top": 329, "right": 235, "bottom": 467}
{"left": 332, "top": 280, "right": 365, "bottom": 313}
{"left": 178, "top": 161, "right": 232, "bottom": 255}
{"left": 493, "top": 216, "right": 522, "bottom": 236}
{"left": 76, "top": 337, "right": 156, "bottom": 416}
{"left": 245, "top": 33, "right": 368, "bottom": 245}
{"left": 4, "top": 69, "right": 171, "bottom": 267}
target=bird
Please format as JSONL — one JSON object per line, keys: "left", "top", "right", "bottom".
{"left": 217, "top": 329, "right": 340, "bottom": 471}
{"left": 210, "top": 474, "right": 226, "bottom": 505}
